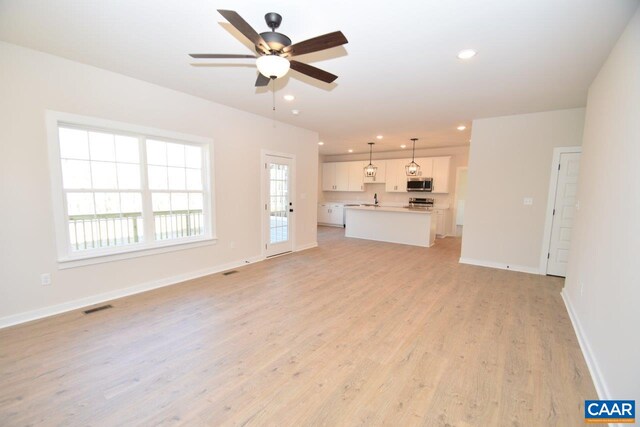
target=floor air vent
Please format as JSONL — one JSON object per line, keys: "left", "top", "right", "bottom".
{"left": 223, "top": 270, "right": 238, "bottom": 276}
{"left": 83, "top": 304, "right": 113, "bottom": 314}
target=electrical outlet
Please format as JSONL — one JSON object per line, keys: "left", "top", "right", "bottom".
{"left": 41, "top": 273, "right": 51, "bottom": 286}
{"left": 523, "top": 197, "right": 534, "bottom": 206}
{"left": 229, "top": 241, "right": 236, "bottom": 249}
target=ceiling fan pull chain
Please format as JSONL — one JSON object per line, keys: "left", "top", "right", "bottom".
{"left": 272, "top": 78, "right": 276, "bottom": 127}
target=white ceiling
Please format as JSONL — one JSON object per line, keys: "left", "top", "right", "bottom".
{"left": 0, "top": 0, "right": 637, "bottom": 154}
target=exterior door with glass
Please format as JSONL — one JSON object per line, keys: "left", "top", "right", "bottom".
{"left": 264, "top": 154, "right": 293, "bottom": 257}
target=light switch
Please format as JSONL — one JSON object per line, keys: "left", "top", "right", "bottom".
{"left": 41, "top": 273, "right": 51, "bottom": 286}
{"left": 523, "top": 197, "right": 533, "bottom": 206}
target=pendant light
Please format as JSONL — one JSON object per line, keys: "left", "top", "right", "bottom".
{"left": 405, "top": 138, "right": 420, "bottom": 176}
{"left": 363, "top": 142, "right": 377, "bottom": 177}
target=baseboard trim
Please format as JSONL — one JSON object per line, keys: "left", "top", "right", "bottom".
{"left": 317, "top": 223, "right": 343, "bottom": 228}
{"left": 295, "top": 242, "right": 318, "bottom": 251}
{"left": 1, "top": 240, "right": 321, "bottom": 329}
{"left": 458, "top": 257, "right": 541, "bottom": 275}
{"left": 561, "top": 290, "right": 609, "bottom": 400}
{"left": 0, "top": 255, "right": 264, "bottom": 330}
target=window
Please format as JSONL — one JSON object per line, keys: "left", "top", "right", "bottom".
{"left": 47, "top": 112, "right": 214, "bottom": 265}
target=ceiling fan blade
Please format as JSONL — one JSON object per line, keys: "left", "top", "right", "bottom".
{"left": 255, "top": 73, "right": 271, "bottom": 87}
{"left": 283, "top": 31, "right": 348, "bottom": 57}
{"left": 217, "top": 9, "right": 270, "bottom": 54}
{"left": 289, "top": 60, "right": 338, "bottom": 83}
{"left": 189, "top": 54, "right": 256, "bottom": 59}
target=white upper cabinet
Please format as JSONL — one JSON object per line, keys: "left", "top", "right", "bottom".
{"left": 322, "top": 156, "right": 450, "bottom": 193}
{"left": 432, "top": 156, "right": 451, "bottom": 193}
{"left": 322, "top": 161, "right": 365, "bottom": 192}
{"left": 363, "top": 160, "right": 386, "bottom": 184}
{"left": 335, "top": 162, "right": 350, "bottom": 191}
{"left": 385, "top": 159, "right": 409, "bottom": 193}
{"left": 413, "top": 157, "right": 433, "bottom": 178}
{"left": 322, "top": 163, "right": 336, "bottom": 191}
{"left": 348, "top": 161, "right": 365, "bottom": 192}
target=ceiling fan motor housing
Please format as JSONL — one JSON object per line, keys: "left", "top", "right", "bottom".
{"left": 259, "top": 31, "right": 292, "bottom": 53}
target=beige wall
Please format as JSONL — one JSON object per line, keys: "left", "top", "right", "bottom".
{"left": 0, "top": 42, "right": 318, "bottom": 323}
{"left": 563, "top": 6, "right": 640, "bottom": 400}
{"left": 321, "top": 146, "right": 469, "bottom": 235}
{"left": 461, "top": 108, "right": 585, "bottom": 272}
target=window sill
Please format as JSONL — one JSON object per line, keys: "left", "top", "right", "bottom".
{"left": 57, "top": 236, "right": 218, "bottom": 269}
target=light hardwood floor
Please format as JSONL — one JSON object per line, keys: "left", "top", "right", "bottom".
{"left": 0, "top": 227, "right": 596, "bottom": 426}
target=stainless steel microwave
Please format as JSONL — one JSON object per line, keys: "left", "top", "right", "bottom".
{"left": 407, "top": 177, "right": 433, "bottom": 192}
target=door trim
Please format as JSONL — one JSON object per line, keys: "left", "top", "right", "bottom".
{"left": 452, "top": 166, "right": 468, "bottom": 237}
{"left": 539, "top": 146, "right": 582, "bottom": 274}
{"left": 261, "top": 150, "right": 296, "bottom": 259}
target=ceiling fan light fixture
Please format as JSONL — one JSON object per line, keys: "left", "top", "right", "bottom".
{"left": 256, "top": 55, "right": 290, "bottom": 79}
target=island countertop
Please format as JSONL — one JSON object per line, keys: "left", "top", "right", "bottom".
{"left": 344, "top": 205, "right": 432, "bottom": 214}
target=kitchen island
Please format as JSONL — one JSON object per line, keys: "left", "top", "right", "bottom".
{"left": 344, "top": 206, "right": 436, "bottom": 247}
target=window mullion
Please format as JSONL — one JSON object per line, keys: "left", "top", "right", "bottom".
{"left": 202, "top": 145, "right": 211, "bottom": 237}
{"left": 139, "top": 136, "right": 155, "bottom": 243}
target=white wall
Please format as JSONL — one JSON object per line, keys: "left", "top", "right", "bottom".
{"left": 563, "top": 6, "right": 640, "bottom": 401}
{"left": 321, "top": 146, "right": 469, "bottom": 235}
{"left": 0, "top": 42, "right": 319, "bottom": 324}
{"left": 461, "top": 108, "right": 585, "bottom": 273}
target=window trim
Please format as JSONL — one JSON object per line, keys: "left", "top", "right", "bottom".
{"left": 46, "top": 111, "right": 217, "bottom": 267}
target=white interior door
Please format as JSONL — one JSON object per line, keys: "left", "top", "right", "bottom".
{"left": 547, "top": 152, "right": 581, "bottom": 276}
{"left": 264, "top": 155, "right": 293, "bottom": 257}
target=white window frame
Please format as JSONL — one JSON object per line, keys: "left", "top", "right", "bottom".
{"left": 46, "top": 111, "right": 216, "bottom": 269}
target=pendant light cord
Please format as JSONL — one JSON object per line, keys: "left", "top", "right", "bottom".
{"left": 411, "top": 138, "right": 418, "bottom": 161}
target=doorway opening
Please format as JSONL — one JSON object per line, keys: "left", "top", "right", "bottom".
{"left": 453, "top": 167, "right": 468, "bottom": 237}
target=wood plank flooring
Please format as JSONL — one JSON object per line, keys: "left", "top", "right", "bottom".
{"left": 0, "top": 227, "right": 596, "bottom": 426}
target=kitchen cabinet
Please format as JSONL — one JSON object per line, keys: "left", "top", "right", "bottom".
{"left": 322, "top": 162, "right": 350, "bottom": 191}
{"left": 318, "top": 203, "right": 344, "bottom": 226}
{"left": 321, "top": 163, "right": 335, "bottom": 191}
{"left": 363, "top": 160, "right": 386, "bottom": 184}
{"left": 413, "top": 157, "right": 433, "bottom": 178}
{"left": 385, "top": 159, "right": 409, "bottom": 192}
{"left": 434, "top": 208, "right": 447, "bottom": 237}
{"left": 432, "top": 156, "right": 451, "bottom": 193}
{"left": 322, "top": 156, "right": 450, "bottom": 193}
{"left": 348, "top": 161, "right": 365, "bottom": 192}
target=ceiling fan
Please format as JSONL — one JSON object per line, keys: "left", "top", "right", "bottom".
{"left": 190, "top": 10, "right": 348, "bottom": 87}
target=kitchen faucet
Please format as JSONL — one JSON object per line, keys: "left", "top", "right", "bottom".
{"left": 374, "top": 193, "right": 378, "bottom": 206}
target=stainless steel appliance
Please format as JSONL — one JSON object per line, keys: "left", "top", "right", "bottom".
{"left": 407, "top": 177, "right": 433, "bottom": 192}
{"left": 405, "top": 197, "right": 434, "bottom": 210}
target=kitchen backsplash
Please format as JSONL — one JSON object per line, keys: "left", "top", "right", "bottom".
{"left": 321, "top": 183, "right": 451, "bottom": 209}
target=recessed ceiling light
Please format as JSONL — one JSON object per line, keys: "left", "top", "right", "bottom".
{"left": 457, "top": 125, "right": 466, "bottom": 131}
{"left": 292, "top": 109, "right": 300, "bottom": 115}
{"left": 457, "top": 49, "right": 477, "bottom": 60}
{"left": 318, "top": 141, "right": 324, "bottom": 145}
{"left": 348, "top": 149, "right": 353, "bottom": 153}
{"left": 376, "top": 135, "right": 383, "bottom": 140}
{"left": 284, "top": 94, "right": 295, "bottom": 101}
{"left": 400, "top": 144, "right": 407, "bottom": 149}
